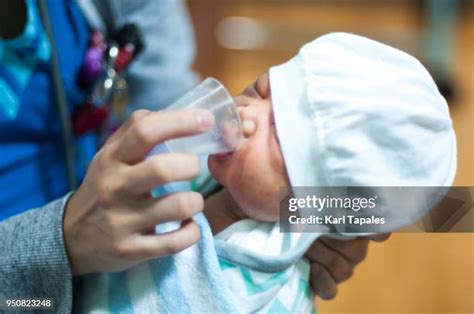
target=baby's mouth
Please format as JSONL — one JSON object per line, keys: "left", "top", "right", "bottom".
{"left": 212, "top": 151, "right": 234, "bottom": 161}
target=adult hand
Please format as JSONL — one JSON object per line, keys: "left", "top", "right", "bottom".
{"left": 305, "top": 234, "right": 391, "bottom": 300}
{"left": 64, "top": 109, "right": 214, "bottom": 276}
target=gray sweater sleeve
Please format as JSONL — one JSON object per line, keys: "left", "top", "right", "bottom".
{"left": 0, "top": 193, "right": 74, "bottom": 313}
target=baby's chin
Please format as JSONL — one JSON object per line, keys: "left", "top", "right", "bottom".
{"left": 239, "top": 205, "right": 280, "bottom": 222}
{"left": 228, "top": 190, "right": 281, "bottom": 222}
{"left": 207, "top": 155, "right": 280, "bottom": 222}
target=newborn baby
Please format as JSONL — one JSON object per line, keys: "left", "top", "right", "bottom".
{"left": 203, "top": 73, "right": 317, "bottom": 313}
{"left": 204, "top": 32, "right": 456, "bottom": 312}
{"left": 78, "top": 33, "right": 456, "bottom": 313}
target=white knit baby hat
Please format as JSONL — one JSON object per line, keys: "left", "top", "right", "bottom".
{"left": 269, "top": 32, "right": 457, "bottom": 188}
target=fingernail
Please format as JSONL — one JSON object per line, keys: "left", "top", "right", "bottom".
{"left": 196, "top": 111, "right": 214, "bottom": 130}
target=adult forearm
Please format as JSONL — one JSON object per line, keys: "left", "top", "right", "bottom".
{"left": 0, "top": 194, "right": 74, "bottom": 313}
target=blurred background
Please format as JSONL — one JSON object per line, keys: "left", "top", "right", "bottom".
{"left": 186, "top": 0, "right": 473, "bottom": 313}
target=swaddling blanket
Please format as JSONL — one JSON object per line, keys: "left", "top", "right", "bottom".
{"left": 76, "top": 189, "right": 318, "bottom": 313}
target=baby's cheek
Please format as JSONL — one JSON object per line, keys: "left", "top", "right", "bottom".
{"left": 259, "top": 190, "right": 281, "bottom": 221}
{"left": 241, "top": 163, "right": 282, "bottom": 221}
{"left": 244, "top": 183, "right": 281, "bottom": 222}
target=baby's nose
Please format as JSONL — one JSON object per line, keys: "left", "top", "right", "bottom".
{"left": 242, "top": 119, "right": 256, "bottom": 137}
{"left": 238, "top": 108, "right": 256, "bottom": 137}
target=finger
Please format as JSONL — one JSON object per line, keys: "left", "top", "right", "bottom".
{"left": 128, "top": 192, "right": 204, "bottom": 230}
{"left": 106, "top": 109, "right": 151, "bottom": 146}
{"left": 124, "top": 154, "right": 200, "bottom": 195}
{"left": 133, "top": 219, "right": 201, "bottom": 260}
{"left": 319, "top": 237, "right": 369, "bottom": 265}
{"left": 114, "top": 109, "right": 215, "bottom": 164}
{"left": 309, "top": 263, "right": 338, "bottom": 300}
{"left": 305, "top": 240, "right": 353, "bottom": 283}
{"left": 368, "top": 233, "right": 391, "bottom": 242}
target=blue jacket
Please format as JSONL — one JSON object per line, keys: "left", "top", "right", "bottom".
{"left": 0, "top": 0, "right": 197, "bottom": 220}
{"left": 0, "top": 1, "right": 197, "bottom": 311}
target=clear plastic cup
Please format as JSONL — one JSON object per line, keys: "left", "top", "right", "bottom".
{"left": 164, "top": 77, "right": 243, "bottom": 155}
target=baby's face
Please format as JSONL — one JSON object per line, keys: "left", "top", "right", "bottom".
{"left": 208, "top": 73, "right": 290, "bottom": 221}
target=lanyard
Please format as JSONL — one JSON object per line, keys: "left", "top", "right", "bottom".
{"left": 38, "top": 1, "right": 143, "bottom": 190}
{"left": 38, "top": 0, "right": 78, "bottom": 190}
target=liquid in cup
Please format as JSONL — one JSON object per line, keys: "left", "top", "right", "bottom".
{"left": 164, "top": 77, "right": 243, "bottom": 155}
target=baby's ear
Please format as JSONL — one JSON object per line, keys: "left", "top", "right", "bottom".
{"left": 256, "top": 73, "right": 271, "bottom": 98}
